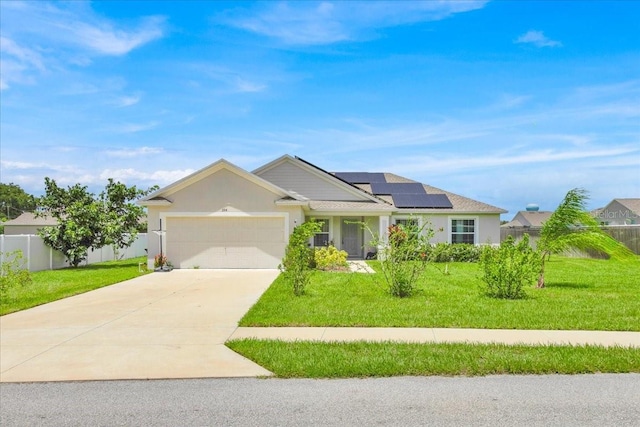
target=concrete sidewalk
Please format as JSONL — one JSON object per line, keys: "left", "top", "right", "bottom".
{"left": 229, "top": 327, "right": 640, "bottom": 348}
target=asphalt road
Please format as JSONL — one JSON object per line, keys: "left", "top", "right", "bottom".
{"left": 1, "top": 374, "right": 639, "bottom": 426}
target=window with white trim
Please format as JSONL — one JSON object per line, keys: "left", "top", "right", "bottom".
{"left": 313, "top": 218, "right": 330, "bottom": 247}
{"left": 451, "top": 219, "right": 475, "bottom": 244}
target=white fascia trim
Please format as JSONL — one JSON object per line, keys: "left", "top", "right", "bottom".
{"left": 448, "top": 215, "right": 480, "bottom": 245}
{"left": 138, "top": 199, "right": 172, "bottom": 206}
{"left": 307, "top": 210, "right": 391, "bottom": 216}
{"left": 141, "top": 159, "right": 302, "bottom": 202}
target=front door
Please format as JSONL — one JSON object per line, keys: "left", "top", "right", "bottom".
{"left": 341, "top": 218, "right": 363, "bottom": 259}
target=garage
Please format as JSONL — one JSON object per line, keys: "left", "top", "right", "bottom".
{"left": 165, "top": 216, "right": 286, "bottom": 269}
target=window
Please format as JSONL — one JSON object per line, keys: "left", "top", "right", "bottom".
{"left": 451, "top": 219, "right": 475, "bottom": 244}
{"left": 395, "top": 218, "right": 418, "bottom": 229}
{"left": 313, "top": 219, "right": 330, "bottom": 247}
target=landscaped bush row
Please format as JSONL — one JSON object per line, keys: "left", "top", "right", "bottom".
{"left": 423, "top": 243, "right": 483, "bottom": 263}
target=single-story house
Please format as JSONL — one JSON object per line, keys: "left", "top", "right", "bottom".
{"left": 139, "top": 155, "right": 507, "bottom": 269}
{"left": 2, "top": 212, "right": 57, "bottom": 235}
{"left": 501, "top": 209, "right": 552, "bottom": 229}
{"left": 593, "top": 198, "right": 640, "bottom": 225}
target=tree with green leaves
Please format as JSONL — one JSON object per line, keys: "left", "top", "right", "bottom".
{"left": 280, "top": 220, "right": 323, "bottom": 296}
{"left": 537, "top": 188, "right": 634, "bottom": 288}
{"left": 37, "top": 178, "right": 155, "bottom": 267}
{"left": 98, "top": 179, "right": 157, "bottom": 258}
{"left": 37, "top": 179, "right": 102, "bottom": 267}
{"left": 363, "top": 217, "right": 434, "bottom": 298}
{"left": 0, "top": 183, "right": 37, "bottom": 221}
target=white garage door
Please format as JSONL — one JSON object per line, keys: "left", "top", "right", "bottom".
{"left": 166, "top": 216, "right": 286, "bottom": 269}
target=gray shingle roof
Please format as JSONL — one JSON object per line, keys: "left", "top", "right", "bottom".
{"left": 2, "top": 212, "right": 57, "bottom": 226}
{"left": 354, "top": 173, "right": 506, "bottom": 213}
{"left": 502, "top": 211, "right": 553, "bottom": 228}
{"left": 615, "top": 198, "right": 640, "bottom": 214}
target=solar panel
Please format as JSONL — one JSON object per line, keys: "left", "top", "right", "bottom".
{"left": 392, "top": 194, "right": 453, "bottom": 209}
{"left": 334, "top": 172, "right": 387, "bottom": 184}
{"left": 370, "top": 182, "right": 426, "bottom": 195}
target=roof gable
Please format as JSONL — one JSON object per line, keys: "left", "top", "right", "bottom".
{"left": 253, "top": 155, "right": 384, "bottom": 203}
{"left": 503, "top": 210, "right": 553, "bottom": 227}
{"left": 139, "top": 159, "right": 300, "bottom": 205}
{"left": 609, "top": 198, "right": 640, "bottom": 214}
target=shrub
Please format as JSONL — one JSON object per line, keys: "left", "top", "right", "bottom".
{"left": 479, "top": 235, "right": 541, "bottom": 299}
{"left": 315, "top": 246, "right": 349, "bottom": 271}
{"left": 426, "top": 243, "right": 481, "bottom": 262}
{"left": 154, "top": 254, "right": 168, "bottom": 268}
{"left": 0, "top": 250, "right": 32, "bottom": 298}
{"left": 280, "top": 220, "right": 323, "bottom": 296}
{"left": 373, "top": 221, "right": 434, "bottom": 298}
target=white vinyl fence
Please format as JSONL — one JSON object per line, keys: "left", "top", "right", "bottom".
{"left": 0, "top": 234, "right": 147, "bottom": 272}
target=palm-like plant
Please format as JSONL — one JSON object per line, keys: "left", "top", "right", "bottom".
{"left": 537, "top": 188, "right": 634, "bottom": 288}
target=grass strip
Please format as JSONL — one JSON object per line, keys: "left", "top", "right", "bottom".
{"left": 239, "top": 257, "right": 640, "bottom": 331}
{"left": 226, "top": 339, "right": 640, "bottom": 378}
{"left": 1, "top": 256, "right": 150, "bottom": 315}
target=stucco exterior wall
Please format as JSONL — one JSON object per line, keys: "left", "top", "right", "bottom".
{"left": 390, "top": 213, "right": 500, "bottom": 245}
{"left": 146, "top": 168, "right": 303, "bottom": 268}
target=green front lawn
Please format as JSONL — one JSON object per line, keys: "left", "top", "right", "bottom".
{"left": 227, "top": 339, "right": 640, "bottom": 378}
{"left": 240, "top": 257, "right": 640, "bottom": 331}
{"left": 1, "top": 257, "right": 150, "bottom": 315}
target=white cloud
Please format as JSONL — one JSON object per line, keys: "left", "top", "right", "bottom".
{"left": 0, "top": 36, "right": 45, "bottom": 70}
{"left": 385, "top": 146, "right": 638, "bottom": 175}
{"left": 99, "top": 168, "right": 195, "bottom": 185}
{"left": 112, "top": 121, "right": 160, "bottom": 133}
{"left": 223, "top": 0, "right": 488, "bottom": 45}
{"left": 104, "top": 147, "right": 164, "bottom": 158}
{"left": 1, "top": 160, "right": 43, "bottom": 170}
{"left": 115, "top": 94, "right": 142, "bottom": 107}
{"left": 515, "top": 30, "right": 562, "bottom": 48}
{"left": 70, "top": 16, "right": 165, "bottom": 55}
{"left": 235, "top": 78, "right": 267, "bottom": 93}
{"left": 0, "top": 1, "right": 165, "bottom": 89}
{"left": 0, "top": 37, "right": 45, "bottom": 90}
{"left": 197, "top": 64, "right": 268, "bottom": 93}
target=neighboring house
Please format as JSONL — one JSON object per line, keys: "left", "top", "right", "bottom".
{"left": 500, "top": 207, "right": 552, "bottom": 249}
{"left": 501, "top": 210, "right": 552, "bottom": 229}
{"left": 139, "top": 155, "right": 507, "bottom": 269}
{"left": 593, "top": 198, "right": 640, "bottom": 225}
{"left": 2, "top": 212, "right": 56, "bottom": 235}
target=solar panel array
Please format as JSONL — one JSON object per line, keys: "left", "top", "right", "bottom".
{"left": 334, "top": 172, "right": 386, "bottom": 184}
{"left": 370, "top": 182, "right": 426, "bottom": 195}
{"left": 335, "top": 171, "right": 453, "bottom": 209}
{"left": 392, "top": 194, "right": 453, "bottom": 209}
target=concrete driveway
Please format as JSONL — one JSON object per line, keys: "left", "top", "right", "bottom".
{"left": 0, "top": 270, "right": 279, "bottom": 382}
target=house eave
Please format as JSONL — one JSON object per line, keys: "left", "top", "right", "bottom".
{"left": 138, "top": 199, "right": 173, "bottom": 207}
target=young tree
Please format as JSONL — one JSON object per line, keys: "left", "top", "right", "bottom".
{"left": 537, "top": 188, "right": 634, "bottom": 287}
{"left": 369, "top": 218, "right": 434, "bottom": 298}
{"left": 479, "top": 234, "right": 541, "bottom": 299}
{"left": 37, "top": 178, "right": 102, "bottom": 267}
{"left": 98, "top": 179, "right": 156, "bottom": 258}
{"left": 0, "top": 183, "right": 37, "bottom": 221}
{"left": 280, "top": 220, "right": 323, "bottom": 296}
{"left": 37, "top": 178, "right": 156, "bottom": 267}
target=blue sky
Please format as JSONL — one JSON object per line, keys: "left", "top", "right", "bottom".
{"left": 1, "top": 0, "right": 638, "bottom": 218}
